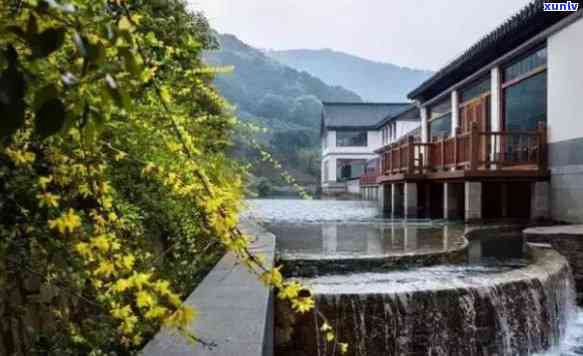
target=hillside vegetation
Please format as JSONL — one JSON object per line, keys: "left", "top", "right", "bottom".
{"left": 205, "top": 34, "right": 363, "bottom": 192}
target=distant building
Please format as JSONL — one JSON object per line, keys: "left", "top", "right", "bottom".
{"left": 320, "top": 102, "right": 418, "bottom": 194}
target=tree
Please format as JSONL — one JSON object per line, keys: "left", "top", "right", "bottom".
{"left": 256, "top": 93, "right": 292, "bottom": 120}
{"left": 290, "top": 95, "right": 323, "bottom": 127}
{"left": 0, "top": 0, "right": 318, "bottom": 354}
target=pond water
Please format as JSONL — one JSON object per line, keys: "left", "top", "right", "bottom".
{"left": 246, "top": 198, "right": 583, "bottom": 355}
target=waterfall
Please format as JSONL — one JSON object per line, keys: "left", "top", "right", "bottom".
{"left": 276, "top": 250, "right": 577, "bottom": 356}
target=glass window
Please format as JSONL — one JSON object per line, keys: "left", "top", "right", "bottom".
{"left": 429, "top": 114, "right": 452, "bottom": 139}
{"left": 337, "top": 159, "right": 366, "bottom": 181}
{"left": 504, "top": 71, "right": 547, "bottom": 131}
{"left": 504, "top": 47, "right": 547, "bottom": 82}
{"left": 460, "top": 76, "right": 491, "bottom": 103}
{"left": 429, "top": 98, "right": 452, "bottom": 120}
{"left": 336, "top": 131, "right": 368, "bottom": 147}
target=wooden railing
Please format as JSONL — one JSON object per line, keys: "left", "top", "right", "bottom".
{"left": 378, "top": 122, "right": 548, "bottom": 177}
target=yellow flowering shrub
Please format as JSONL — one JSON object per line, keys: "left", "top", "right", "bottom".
{"left": 0, "top": 0, "right": 343, "bottom": 354}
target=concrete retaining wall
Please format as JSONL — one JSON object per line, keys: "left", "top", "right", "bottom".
{"left": 142, "top": 220, "right": 275, "bottom": 356}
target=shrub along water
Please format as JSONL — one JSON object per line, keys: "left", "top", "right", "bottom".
{"left": 0, "top": 0, "right": 323, "bottom": 354}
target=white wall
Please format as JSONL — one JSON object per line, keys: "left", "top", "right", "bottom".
{"left": 548, "top": 16, "right": 583, "bottom": 144}
{"left": 323, "top": 130, "right": 382, "bottom": 155}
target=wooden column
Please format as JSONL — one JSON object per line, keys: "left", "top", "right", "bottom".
{"left": 469, "top": 122, "right": 479, "bottom": 172}
{"left": 407, "top": 136, "right": 415, "bottom": 174}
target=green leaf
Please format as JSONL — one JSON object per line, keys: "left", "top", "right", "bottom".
{"left": 35, "top": 98, "right": 66, "bottom": 139}
{"left": 31, "top": 28, "right": 66, "bottom": 58}
{"left": 73, "top": 33, "right": 105, "bottom": 64}
{"left": 104, "top": 75, "right": 130, "bottom": 110}
{"left": 118, "top": 47, "right": 142, "bottom": 76}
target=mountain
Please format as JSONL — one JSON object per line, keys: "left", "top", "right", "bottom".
{"left": 267, "top": 49, "right": 433, "bottom": 102}
{"left": 204, "top": 34, "right": 361, "bottom": 131}
{"left": 204, "top": 34, "right": 363, "bottom": 192}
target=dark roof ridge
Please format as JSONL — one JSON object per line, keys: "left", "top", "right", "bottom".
{"left": 322, "top": 101, "right": 411, "bottom": 106}
{"left": 408, "top": 0, "right": 574, "bottom": 100}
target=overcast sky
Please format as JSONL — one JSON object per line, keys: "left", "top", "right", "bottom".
{"left": 190, "top": 0, "right": 533, "bottom": 71}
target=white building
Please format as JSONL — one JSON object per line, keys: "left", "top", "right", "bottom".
{"left": 370, "top": 1, "right": 583, "bottom": 223}
{"left": 320, "top": 102, "right": 418, "bottom": 194}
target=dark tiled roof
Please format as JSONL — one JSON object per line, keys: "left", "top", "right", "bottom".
{"left": 322, "top": 102, "right": 410, "bottom": 130}
{"left": 376, "top": 105, "right": 420, "bottom": 128}
{"left": 408, "top": 0, "right": 575, "bottom": 100}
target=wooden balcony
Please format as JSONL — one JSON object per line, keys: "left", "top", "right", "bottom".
{"left": 376, "top": 122, "right": 549, "bottom": 183}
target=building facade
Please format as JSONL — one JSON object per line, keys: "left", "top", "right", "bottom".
{"left": 370, "top": 0, "right": 583, "bottom": 223}
{"left": 320, "top": 103, "right": 414, "bottom": 194}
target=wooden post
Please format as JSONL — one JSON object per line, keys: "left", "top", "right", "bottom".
{"left": 407, "top": 136, "right": 415, "bottom": 174}
{"left": 538, "top": 121, "right": 548, "bottom": 174}
{"left": 441, "top": 133, "right": 447, "bottom": 171}
{"left": 469, "top": 122, "right": 479, "bottom": 171}
{"left": 454, "top": 127, "right": 461, "bottom": 169}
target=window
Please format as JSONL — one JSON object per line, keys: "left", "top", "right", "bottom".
{"left": 428, "top": 98, "right": 452, "bottom": 138}
{"left": 429, "top": 115, "right": 452, "bottom": 139}
{"left": 429, "top": 98, "right": 451, "bottom": 120}
{"left": 504, "top": 47, "right": 547, "bottom": 82}
{"left": 336, "top": 131, "right": 368, "bottom": 147}
{"left": 504, "top": 72, "right": 547, "bottom": 131}
{"left": 460, "top": 76, "right": 491, "bottom": 103}
{"left": 503, "top": 47, "right": 547, "bottom": 131}
{"left": 337, "top": 159, "right": 366, "bottom": 181}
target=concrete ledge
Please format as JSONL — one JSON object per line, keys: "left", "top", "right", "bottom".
{"left": 142, "top": 220, "right": 275, "bottom": 356}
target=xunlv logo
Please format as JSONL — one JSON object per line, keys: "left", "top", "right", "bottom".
{"left": 544, "top": 1, "right": 580, "bottom": 11}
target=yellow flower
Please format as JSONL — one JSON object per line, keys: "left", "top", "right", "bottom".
{"left": 136, "top": 291, "right": 155, "bottom": 308}
{"left": 112, "top": 278, "right": 131, "bottom": 293}
{"left": 130, "top": 272, "right": 151, "bottom": 289}
{"left": 121, "top": 255, "right": 135, "bottom": 270}
{"left": 38, "top": 176, "right": 53, "bottom": 190}
{"left": 75, "top": 242, "right": 92, "bottom": 258}
{"left": 94, "top": 260, "right": 115, "bottom": 277}
{"left": 260, "top": 267, "right": 283, "bottom": 288}
{"left": 37, "top": 192, "right": 60, "bottom": 208}
{"left": 165, "top": 306, "right": 196, "bottom": 328}
{"left": 153, "top": 280, "right": 171, "bottom": 295}
{"left": 48, "top": 209, "right": 82, "bottom": 235}
{"left": 292, "top": 297, "right": 315, "bottom": 314}
{"left": 325, "top": 332, "right": 335, "bottom": 342}
{"left": 278, "top": 282, "right": 302, "bottom": 300}
{"left": 339, "top": 343, "right": 349, "bottom": 354}
{"left": 5, "top": 147, "right": 35, "bottom": 166}
{"left": 91, "top": 234, "right": 111, "bottom": 253}
{"left": 145, "top": 306, "right": 168, "bottom": 320}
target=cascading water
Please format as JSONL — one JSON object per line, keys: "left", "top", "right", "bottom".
{"left": 248, "top": 199, "right": 581, "bottom": 356}
{"left": 277, "top": 248, "right": 577, "bottom": 356}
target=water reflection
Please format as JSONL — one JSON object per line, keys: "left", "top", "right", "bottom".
{"left": 268, "top": 222, "right": 465, "bottom": 259}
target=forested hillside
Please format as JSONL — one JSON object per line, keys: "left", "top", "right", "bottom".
{"left": 268, "top": 48, "right": 433, "bottom": 102}
{"left": 204, "top": 34, "right": 363, "bottom": 193}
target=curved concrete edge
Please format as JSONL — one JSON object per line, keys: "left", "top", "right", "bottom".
{"left": 524, "top": 224, "right": 583, "bottom": 236}
{"left": 142, "top": 219, "right": 275, "bottom": 356}
{"left": 524, "top": 224, "right": 583, "bottom": 305}
{"left": 281, "top": 230, "right": 469, "bottom": 278}
{"left": 306, "top": 243, "right": 570, "bottom": 297}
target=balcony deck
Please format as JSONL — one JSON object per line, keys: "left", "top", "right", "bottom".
{"left": 364, "top": 122, "right": 549, "bottom": 185}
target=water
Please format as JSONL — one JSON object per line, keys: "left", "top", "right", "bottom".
{"left": 244, "top": 198, "right": 379, "bottom": 222}
{"left": 247, "top": 199, "right": 581, "bottom": 355}
{"left": 269, "top": 222, "right": 466, "bottom": 260}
